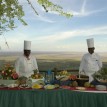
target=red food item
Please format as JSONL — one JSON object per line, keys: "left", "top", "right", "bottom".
{"left": 69, "top": 75, "right": 77, "bottom": 80}
{"left": 61, "top": 85, "right": 71, "bottom": 89}
{"left": 11, "top": 72, "right": 19, "bottom": 80}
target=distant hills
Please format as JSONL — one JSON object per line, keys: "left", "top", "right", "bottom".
{"left": 0, "top": 51, "right": 107, "bottom": 70}
{"left": 0, "top": 51, "right": 107, "bottom": 62}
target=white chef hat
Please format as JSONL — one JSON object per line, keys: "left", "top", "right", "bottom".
{"left": 86, "top": 38, "right": 94, "bottom": 48}
{"left": 24, "top": 40, "right": 31, "bottom": 50}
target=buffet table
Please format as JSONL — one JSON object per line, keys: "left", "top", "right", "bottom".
{"left": 0, "top": 88, "right": 107, "bottom": 107}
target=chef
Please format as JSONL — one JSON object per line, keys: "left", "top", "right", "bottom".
{"left": 15, "top": 40, "right": 38, "bottom": 77}
{"left": 79, "top": 38, "right": 102, "bottom": 83}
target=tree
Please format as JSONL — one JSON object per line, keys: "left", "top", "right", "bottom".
{"left": 0, "top": 0, "right": 72, "bottom": 35}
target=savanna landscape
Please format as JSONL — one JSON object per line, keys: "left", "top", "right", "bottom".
{"left": 0, "top": 51, "right": 107, "bottom": 72}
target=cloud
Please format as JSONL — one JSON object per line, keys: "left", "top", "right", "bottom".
{"left": 1, "top": 25, "right": 107, "bottom": 52}
{"left": 34, "top": 26, "right": 107, "bottom": 42}
{"left": 33, "top": 15, "right": 55, "bottom": 23}
{"left": 70, "top": 0, "right": 107, "bottom": 17}
{"left": 72, "top": 8, "right": 107, "bottom": 17}
{"left": 1, "top": 0, "right": 107, "bottom": 52}
{"left": 24, "top": 14, "right": 55, "bottom": 23}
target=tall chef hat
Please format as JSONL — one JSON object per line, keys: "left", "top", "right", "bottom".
{"left": 24, "top": 40, "right": 31, "bottom": 50}
{"left": 86, "top": 38, "right": 94, "bottom": 48}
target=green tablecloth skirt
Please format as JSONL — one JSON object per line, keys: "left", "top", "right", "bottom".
{"left": 0, "top": 89, "right": 107, "bottom": 107}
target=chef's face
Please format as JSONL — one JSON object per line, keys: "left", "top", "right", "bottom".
{"left": 24, "top": 50, "right": 31, "bottom": 57}
{"left": 88, "top": 47, "right": 95, "bottom": 54}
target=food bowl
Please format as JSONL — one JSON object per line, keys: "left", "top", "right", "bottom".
{"left": 76, "top": 78, "right": 89, "bottom": 86}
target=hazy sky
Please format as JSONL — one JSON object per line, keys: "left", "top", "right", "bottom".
{"left": 1, "top": 0, "right": 107, "bottom": 52}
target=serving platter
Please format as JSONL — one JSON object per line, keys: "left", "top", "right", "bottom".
{"left": 44, "top": 84, "right": 55, "bottom": 89}
{"left": 32, "top": 84, "right": 43, "bottom": 89}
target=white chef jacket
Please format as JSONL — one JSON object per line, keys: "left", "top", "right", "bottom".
{"left": 15, "top": 55, "right": 38, "bottom": 78}
{"left": 79, "top": 53, "right": 102, "bottom": 82}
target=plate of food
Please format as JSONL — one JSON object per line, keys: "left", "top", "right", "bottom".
{"left": 30, "top": 72, "right": 44, "bottom": 82}
{"left": 44, "top": 84, "right": 55, "bottom": 89}
{"left": 19, "top": 84, "right": 30, "bottom": 88}
{"left": 32, "top": 84, "right": 43, "bottom": 89}
{"left": 75, "top": 87, "right": 86, "bottom": 90}
{"left": 56, "top": 75, "right": 69, "bottom": 81}
{"left": 56, "top": 70, "right": 70, "bottom": 79}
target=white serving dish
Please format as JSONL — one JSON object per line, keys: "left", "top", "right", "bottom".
{"left": 96, "top": 85, "right": 107, "bottom": 91}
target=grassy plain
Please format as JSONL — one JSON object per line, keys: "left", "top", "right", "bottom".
{"left": 0, "top": 52, "right": 107, "bottom": 71}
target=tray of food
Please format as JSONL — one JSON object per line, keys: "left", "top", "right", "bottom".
{"left": 95, "top": 77, "right": 107, "bottom": 83}
{"left": 93, "top": 68, "right": 107, "bottom": 83}
{"left": 30, "top": 72, "right": 44, "bottom": 83}
{"left": 56, "top": 70, "right": 71, "bottom": 81}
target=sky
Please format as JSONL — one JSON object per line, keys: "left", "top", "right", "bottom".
{"left": 0, "top": 0, "right": 107, "bottom": 52}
